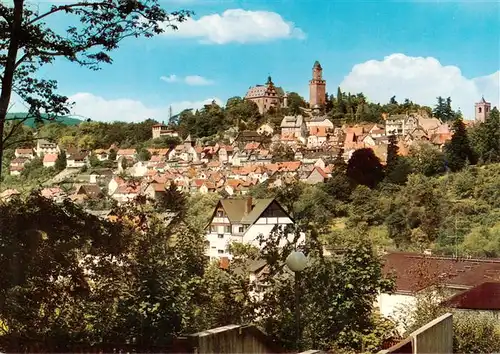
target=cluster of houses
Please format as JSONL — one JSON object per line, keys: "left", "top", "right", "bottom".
{"left": 8, "top": 107, "right": 463, "bottom": 204}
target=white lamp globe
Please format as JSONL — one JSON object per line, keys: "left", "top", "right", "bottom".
{"left": 286, "top": 251, "right": 308, "bottom": 272}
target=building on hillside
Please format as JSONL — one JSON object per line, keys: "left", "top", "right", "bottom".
{"left": 309, "top": 61, "right": 326, "bottom": 108}
{"left": 67, "top": 152, "right": 89, "bottom": 168}
{"left": 205, "top": 197, "right": 303, "bottom": 260}
{"left": 475, "top": 96, "right": 492, "bottom": 122}
{"left": 42, "top": 153, "right": 58, "bottom": 168}
{"left": 245, "top": 76, "right": 288, "bottom": 114}
{"left": 14, "top": 148, "right": 34, "bottom": 159}
{"left": 35, "top": 139, "right": 59, "bottom": 157}
{"left": 152, "top": 123, "right": 180, "bottom": 139}
{"left": 280, "top": 115, "right": 307, "bottom": 141}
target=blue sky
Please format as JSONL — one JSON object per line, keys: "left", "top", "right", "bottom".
{"left": 20, "top": 0, "right": 500, "bottom": 121}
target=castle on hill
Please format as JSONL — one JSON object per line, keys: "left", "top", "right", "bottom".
{"left": 245, "top": 61, "right": 327, "bottom": 114}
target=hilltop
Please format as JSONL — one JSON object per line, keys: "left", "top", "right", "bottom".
{"left": 6, "top": 113, "right": 82, "bottom": 127}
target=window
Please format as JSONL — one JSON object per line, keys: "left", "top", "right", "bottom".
{"left": 238, "top": 226, "right": 244, "bottom": 233}
{"left": 224, "top": 225, "right": 231, "bottom": 233}
{"left": 486, "top": 107, "right": 490, "bottom": 112}
{"left": 216, "top": 210, "right": 224, "bottom": 217}
{"left": 218, "top": 234, "right": 224, "bottom": 239}
{"left": 218, "top": 249, "right": 224, "bottom": 254}
{"left": 479, "top": 107, "right": 482, "bottom": 113}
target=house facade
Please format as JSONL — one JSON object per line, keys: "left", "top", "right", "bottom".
{"left": 205, "top": 197, "right": 302, "bottom": 260}
{"left": 35, "top": 139, "right": 59, "bottom": 157}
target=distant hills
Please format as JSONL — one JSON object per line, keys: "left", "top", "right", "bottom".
{"left": 6, "top": 113, "right": 82, "bottom": 127}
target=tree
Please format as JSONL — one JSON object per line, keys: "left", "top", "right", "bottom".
{"left": 54, "top": 150, "right": 67, "bottom": 171}
{"left": 156, "top": 182, "right": 187, "bottom": 218}
{"left": 108, "top": 148, "right": 117, "bottom": 161}
{"left": 271, "top": 143, "right": 295, "bottom": 162}
{"left": 469, "top": 107, "right": 500, "bottom": 163}
{"left": 408, "top": 142, "right": 446, "bottom": 177}
{"left": 137, "top": 148, "right": 151, "bottom": 162}
{"left": 225, "top": 96, "right": 261, "bottom": 131}
{"left": 0, "top": 0, "right": 192, "bottom": 179}
{"left": 385, "top": 135, "right": 412, "bottom": 184}
{"left": 444, "top": 117, "right": 476, "bottom": 172}
{"left": 286, "top": 92, "right": 307, "bottom": 115}
{"left": 347, "top": 148, "right": 384, "bottom": 188}
{"left": 254, "top": 230, "right": 395, "bottom": 352}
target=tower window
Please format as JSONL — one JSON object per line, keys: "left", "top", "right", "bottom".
{"left": 486, "top": 107, "right": 489, "bottom": 112}
{"left": 478, "top": 107, "right": 482, "bottom": 113}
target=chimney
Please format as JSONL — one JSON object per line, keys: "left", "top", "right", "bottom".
{"left": 245, "top": 196, "right": 253, "bottom": 214}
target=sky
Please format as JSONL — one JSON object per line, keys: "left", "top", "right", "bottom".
{"left": 10, "top": 0, "right": 500, "bottom": 122}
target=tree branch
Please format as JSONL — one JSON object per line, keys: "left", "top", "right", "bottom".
{"left": 2, "top": 117, "right": 27, "bottom": 146}
{"left": 27, "top": 2, "right": 111, "bottom": 25}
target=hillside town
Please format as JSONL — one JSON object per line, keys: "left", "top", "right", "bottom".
{"left": 4, "top": 62, "right": 492, "bottom": 204}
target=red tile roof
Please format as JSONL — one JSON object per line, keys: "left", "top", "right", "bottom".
{"left": 383, "top": 252, "right": 500, "bottom": 294}
{"left": 441, "top": 282, "right": 500, "bottom": 310}
{"left": 43, "top": 153, "right": 58, "bottom": 163}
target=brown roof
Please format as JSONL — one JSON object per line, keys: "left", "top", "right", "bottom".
{"left": 383, "top": 252, "right": 500, "bottom": 294}
{"left": 76, "top": 184, "right": 102, "bottom": 198}
{"left": 218, "top": 198, "right": 276, "bottom": 224}
{"left": 15, "top": 148, "right": 33, "bottom": 154}
{"left": 441, "top": 282, "right": 500, "bottom": 310}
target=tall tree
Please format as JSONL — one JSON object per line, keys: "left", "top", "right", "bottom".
{"left": 470, "top": 107, "right": 500, "bottom": 163}
{"left": 286, "top": 92, "right": 307, "bottom": 115}
{"left": 0, "top": 0, "right": 192, "bottom": 178}
{"left": 445, "top": 116, "right": 476, "bottom": 172}
{"left": 347, "top": 148, "right": 385, "bottom": 188}
{"left": 54, "top": 150, "right": 67, "bottom": 171}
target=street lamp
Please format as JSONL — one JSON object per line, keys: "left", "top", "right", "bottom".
{"left": 286, "top": 251, "right": 308, "bottom": 352}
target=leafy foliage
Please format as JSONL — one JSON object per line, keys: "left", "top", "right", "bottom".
{"left": 0, "top": 0, "right": 192, "bottom": 176}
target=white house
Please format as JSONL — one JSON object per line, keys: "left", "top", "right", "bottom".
{"left": 14, "top": 148, "right": 34, "bottom": 159}
{"left": 205, "top": 197, "right": 304, "bottom": 261}
{"left": 67, "top": 152, "right": 88, "bottom": 168}
{"left": 35, "top": 139, "right": 59, "bottom": 157}
{"left": 43, "top": 153, "right": 58, "bottom": 168}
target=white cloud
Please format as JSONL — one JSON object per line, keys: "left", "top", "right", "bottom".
{"left": 184, "top": 75, "right": 214, "bottom": 86}
{"left": 340, "top": 54, "right": 499, "bottom": 119}
{"left": 160, "top": 74, "right": 178, "bottom": 83}
{"left": 63, "top": 93, "right": 222, "bottom": 122}
{"left": 161, "top": 9, "right": 305, "bottom": 44}
{"left": 160, "top": 74, "right": 214, "bottom": 86}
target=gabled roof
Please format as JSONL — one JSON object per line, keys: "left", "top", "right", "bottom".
{"left": 218, "top": 198, "right": 276, "bottom": 225}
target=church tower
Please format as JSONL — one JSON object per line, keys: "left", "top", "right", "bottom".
{"left": 475, "top": 96, "right": 491, "bottom": 122}
{"left": 309, "top": 61, "right": 326, "bottom": 108}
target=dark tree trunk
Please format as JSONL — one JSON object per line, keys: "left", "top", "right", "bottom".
{"left": 0, "top": 0, "right": 24, "bottom": 180}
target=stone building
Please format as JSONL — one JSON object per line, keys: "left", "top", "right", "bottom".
{"left": 475, "top": 96, "right": 492, "bottom": 122}
{"left": 245, "top": 76, "right": 288, "bottom": 114}
{"left": 309, "top": 61, "right": 326, "bottom": 108}
{"left": 152, "top": 123, "right": 179, "bottom": 139}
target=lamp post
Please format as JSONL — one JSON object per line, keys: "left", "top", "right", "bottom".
{"left": 285, "top": 250, "right": 308, "bottom": 352}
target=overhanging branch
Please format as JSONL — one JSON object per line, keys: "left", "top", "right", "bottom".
{"left": 27, "top": 2, "right": 111, "bottom": 25}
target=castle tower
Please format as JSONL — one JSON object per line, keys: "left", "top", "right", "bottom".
{"left": 309, "top": 61, "right": 326, "bottom": 108}
{"left": 475, "top": 96, "right": 492, "bottom": 122}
